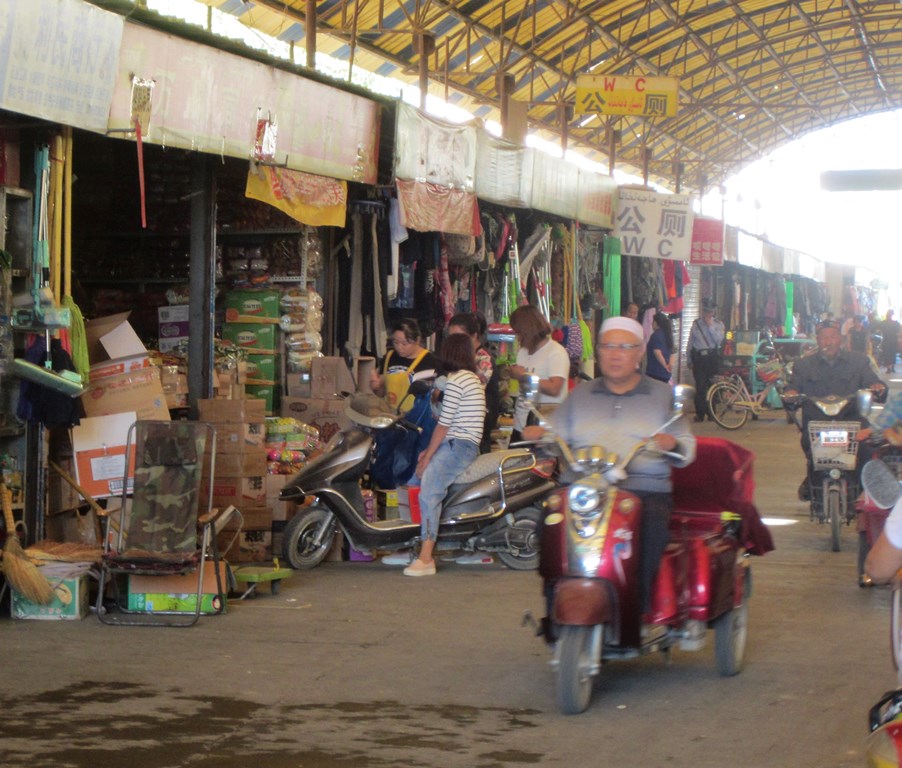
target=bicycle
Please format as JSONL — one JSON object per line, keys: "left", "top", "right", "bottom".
{"left": 706, "top": 357, "right": 789, "bottom": 430}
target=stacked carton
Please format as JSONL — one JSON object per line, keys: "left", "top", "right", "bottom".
{"left": 71, "top": 313, "right": 170, "bottom": 501}
{"left": 198, "top": 398, "right": 269, "bottom": 562}
{"left": 221, "top": 288, "right": 281, "bottom": 414}
{"left": 281, "top": 357, "right": 356, "bottom": 444}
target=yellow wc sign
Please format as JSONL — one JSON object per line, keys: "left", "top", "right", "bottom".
{"left": 575, "top": 75, "right": 679, "bottom": 117}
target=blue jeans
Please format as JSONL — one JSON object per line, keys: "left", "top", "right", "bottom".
{"left": 417, "top": 438, "right": 479, "bottom": 541}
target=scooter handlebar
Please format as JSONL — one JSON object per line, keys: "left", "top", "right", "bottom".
{"left": 396, "top": 419, "right": 423, "bottom": 434}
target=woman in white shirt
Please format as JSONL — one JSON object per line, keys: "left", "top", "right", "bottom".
{"left": 508, "top": 305, "right": 570, "bottom": 444}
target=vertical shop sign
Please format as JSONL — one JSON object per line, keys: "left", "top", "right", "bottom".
{"left": 614, "top": 188, "right": 694, "bottom": 261}
{"left": 0, "top": 0, "right": 123, "bottom": 133}
{"left": 690, "top": 216, "right": 724, "bottom": 266}
{"left": 577, "top": 170, "right": 617, "bottom": 229}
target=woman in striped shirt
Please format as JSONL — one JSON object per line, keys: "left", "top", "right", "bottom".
{"left": 404, "top": 334, "right": 486, "bottom": 577}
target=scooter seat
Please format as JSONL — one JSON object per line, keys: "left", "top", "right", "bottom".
{"left": 453, "top": 449, "right": 534, "bottom": 485}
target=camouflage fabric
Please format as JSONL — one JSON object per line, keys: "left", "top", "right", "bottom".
{"left": 118, "top": 421, "right": 210, "bottom": 556}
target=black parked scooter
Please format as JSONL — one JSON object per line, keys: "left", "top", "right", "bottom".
{"left": 279, "top": 388, "right": 558, "bottom": 570}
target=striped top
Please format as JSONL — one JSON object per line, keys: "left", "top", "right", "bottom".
{"left": 439, "top": 370, "right": 486, "bottom": 446}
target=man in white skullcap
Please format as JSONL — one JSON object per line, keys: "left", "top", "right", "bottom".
{"left": 528, "top": 316, "right": 697, "bottom": 621}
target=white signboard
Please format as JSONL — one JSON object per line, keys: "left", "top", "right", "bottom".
{"left": 530, "top": 150, "right": 579, "bottom": 220}
{"left": 474, "top": 131, "right": 532, "bottom": 208}
{"left": 613, "top": 188, "right": 695, "bottom": 260}
{"left": 394, "top": 101, "right": 477, "bottom": 190}
{"left": 110, "top": 23, "right": 381, "bottom": 184}
{"left": 576, "top": 170, "right": 617, "bottom": 229}
{"left": 0, "top": 0, "right": 123, "bottom": 133}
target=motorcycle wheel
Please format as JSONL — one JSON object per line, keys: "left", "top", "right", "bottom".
{"left": 713, "top": 601, "right": 748, "bottom": 676}
{"left": 496, "top": 506, "right": 542, "bottom": 571}
{"left": 707, "top": 382, "right": 749, "bottom": 430}
{"left": 826, "top": 486, "right": 843, "bottom": 553}
{"left": 282, "top": 504, "right": 336, "bottom": 570}
{"left": 556, "top": 625, "right": 596, "bottom": 715}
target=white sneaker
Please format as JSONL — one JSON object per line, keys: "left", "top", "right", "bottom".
{"left": 381, "top": 551, "right": 414, "bottom": 566}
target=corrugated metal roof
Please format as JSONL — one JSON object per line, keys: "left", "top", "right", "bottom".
{"left": 202, "top": 0, "right": 902, "bottom": 192}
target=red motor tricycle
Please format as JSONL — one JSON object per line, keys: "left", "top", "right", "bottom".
{"left": 537, "top": 430, "right": 774, "bottom": 714}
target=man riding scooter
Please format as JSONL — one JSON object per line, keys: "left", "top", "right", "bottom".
{"left": 523, "top": 316, "right": 697, "bottom": 628}
{"left": 783, "top": 321, "right": 887, "bottom": 502}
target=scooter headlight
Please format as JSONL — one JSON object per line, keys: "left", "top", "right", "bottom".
{"left": 813, "top": 398, "right": 847, "bottom": 417}
{"left": 569, "top": 484, "right": 602, "bottom": 514}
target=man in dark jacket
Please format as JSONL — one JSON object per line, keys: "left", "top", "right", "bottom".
{"left": 785, "top": 321, "right": 886, "bottom": 500}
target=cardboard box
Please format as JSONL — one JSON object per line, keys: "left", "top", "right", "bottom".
{"left": 160, "top": 366, "right": 188, "bottom": 394}
{"left": 217, "top": 528, "right": 271, "bottom": 563}
{"left": 11, "top": 575, "right": 89, "bottom": 620}
{"left": 81, "top": 367, "right": 170, "bottom": 422}
{"left": 159, "top": 336, "right": 189, "bottom": 354}
{"left": 281, "top": 397, "right": 350, "bottom": 444}
{"left": 220, "top": 504, "right": 270, "bottom": 531}
{"left": 158, "top": 305, "right": 190, "bottom": 323}
{"left": 222, "top": 322, "right": 277, "bottom": 352}
{"left": 159, "top": 322, "right": 190, "bottom": 340}
{"left": 215, "top": 451, "right": 267, "bottom": 477}
{"left": 205, "top": 475, "right": 267, "bottom": 505}
{"left": 84, "top": 312, "right": 146, "bottom": 365}
{"left": 198, "top": 398, "right": 266, "bottom": 424}
{"left": 266, "top": 475, "right": 297, "bottom": 522}
{"left": 71, "top": 413, "right": 137, "bottom": 499}
{"left": 244, "top": 354, "right": 279, "bottom": 383}
{"left": 157, "top": 307, "right": 189, "bottom": 350}
{"left": 89, "top": 354, "right": 151, "bottom": 382}
{"left": 215, "top": 421, "right": 266, "bottom": 453}
{"left": 245, "top": 383, "right": 278, "bottom": 415}
{"left": 127, "top": 561, "right": 227, "bottom": 615}
{"left": 128, "top": 592, "right": 223, "bottom": 614}
{"left": 285, "top": 371, "right": 312, "bottom": 398}
{"left": 224, "top": 289, "right": 281, "bottom": 323}
{"left": 353, "top": 357, "right": 376, "bottom": 394}
{"left": 311, "top": 356, "right": 356, "bottom": 397}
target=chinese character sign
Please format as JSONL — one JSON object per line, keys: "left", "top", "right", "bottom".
{"left": 0, "top": 0, "right": 123, "bottom": 133}
{"left": 575, "top": 75, "right": 679, "bottom": 117}
{"left": 613, "top": 188, "right": 695, "bottom": 261}
{"left": 690, "top": 216, "right": 725, "bottom": 266}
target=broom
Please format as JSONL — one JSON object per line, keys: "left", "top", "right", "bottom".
{"left": 1, "top": 482, "right": 55, "bottom": 604}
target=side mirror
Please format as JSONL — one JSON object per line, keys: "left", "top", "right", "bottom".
{"left": 857, "top": 388, "right": 873, "bottom": 417}
{"left": 672, "top": 384, "right": 695, "bottom": 414}
{"left": 861, "top": 459, "right": 902, "bottom": 510}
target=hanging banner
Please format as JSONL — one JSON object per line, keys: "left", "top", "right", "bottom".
{"left": 575, "top": 75, "right": 679, "bottom": 117}
{"left": 396, "top": 179, "right": 479, "bottom": 236}
{"left": 0, "top": 0, "right": 123, "bottom": 133}
{"left": 474, "top": 132, "right": 532, "bottom": 208}
{"left": 576, "top": 170, "right": 617, "bottom": 229}
{"left": 394, "top": 101, "right": 477, "bottom": 190}
{"left": 690, "top": 216, "right": 724, "bottom": 266}
{"left": 530, "top": 151, "right": 580, "bottom": 220}
{"left": 614, "top": 187, "right": 695, "bottom": 261}
{"left": 737, "top": 230, "right": 763, "bottom": 268}
{"left": 109, "top": 23, "right": 380, "bottom": 184}
{"left": 245, "top": 165, "right": 347, "bottom": 228}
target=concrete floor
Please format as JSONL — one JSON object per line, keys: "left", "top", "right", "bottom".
{"left": 1, "top": 396, "right": 900, "bottom": 768}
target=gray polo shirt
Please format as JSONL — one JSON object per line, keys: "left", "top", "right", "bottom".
{"left": 548, "top": 376, "right": 697, "bottom": 493}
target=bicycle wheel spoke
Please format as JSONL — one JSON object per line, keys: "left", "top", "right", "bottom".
{"left": 708, "top": 383, "right": 749, "bottom": 430}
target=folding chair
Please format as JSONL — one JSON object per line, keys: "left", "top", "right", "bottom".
{"left": 96, "top": 420, "right": 232, "bottom": 627}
